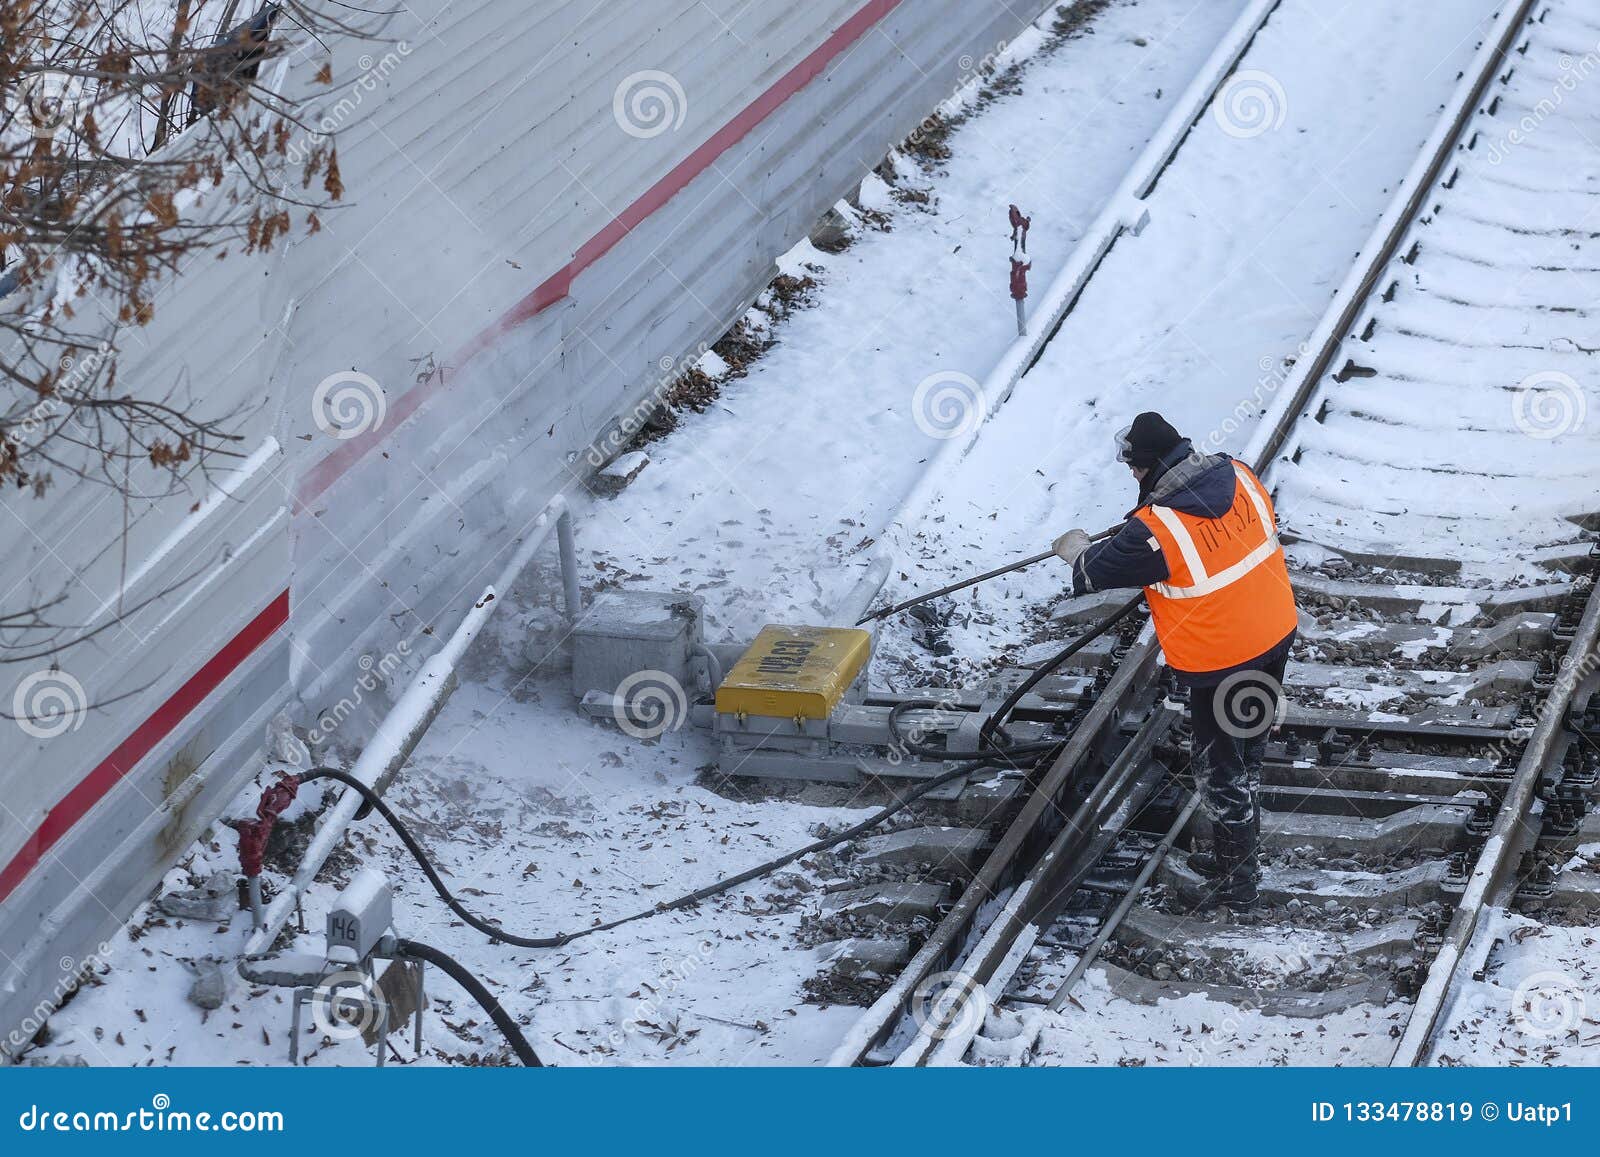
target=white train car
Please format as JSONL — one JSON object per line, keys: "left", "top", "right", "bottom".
{"left": 0, "top": 0, "right": 1053, "bottom": 1055}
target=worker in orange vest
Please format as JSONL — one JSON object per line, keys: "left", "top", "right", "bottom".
{"left": 1053, "top": 412, "right": 1298, "bottom": 909}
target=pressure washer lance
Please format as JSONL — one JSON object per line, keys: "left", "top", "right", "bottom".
{"left": 856, "top": 524, "right": 1120, "bottom": 625}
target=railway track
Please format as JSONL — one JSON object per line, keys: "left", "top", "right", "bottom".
{"left": 815, "top": 0, "right": 1600, "bottom": 1067}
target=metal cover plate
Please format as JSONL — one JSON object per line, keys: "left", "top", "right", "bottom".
{"left": 716, "top": 625, "right": 871, "bottom": 720}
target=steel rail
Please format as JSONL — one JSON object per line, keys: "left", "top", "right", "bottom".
{"left": 1243, "top": 0, "right": 1542, "bottom": 471}
{"left": 909, "top": 703, "right": 1177, "bottom": 1066}
{"left": 875, "top": 0, "right": 1286, "bottom": 570}
{"left": 824, "top": 0, "right": 1291, "bottom": 1068}
{"left": 1392, "top": 583, "right": 1600, "bottom": 1065}
{"left": 998, "top": 0, "right": 1549, "bottom": 1067}
{"left": 1046, "top": 789, "right": 1201, "bottom": 1011}
{"left": 832, "top": 0, "right": 1546, "bottom": 1067}
{"left": 825, "top": 635, "right": 1162, "bottom": 1065}
{"left": 996, "top": 789, "right": 1201, "bottom": 1065}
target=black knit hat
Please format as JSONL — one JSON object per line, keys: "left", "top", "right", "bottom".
{"left": 1117, "top": 411, "right": 1182, "bottom": 469}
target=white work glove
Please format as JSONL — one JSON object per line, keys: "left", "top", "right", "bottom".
{"left": 1053, "top": 529, "right": 1092, "bottom": 565}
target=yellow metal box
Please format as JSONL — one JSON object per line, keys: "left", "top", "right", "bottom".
{"left": 715, "top": 625, "right": 872, "bottom": 721}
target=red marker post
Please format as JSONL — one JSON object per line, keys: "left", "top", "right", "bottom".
{"left": 1008, "top": 204, "right": 1031, "bottom": 336}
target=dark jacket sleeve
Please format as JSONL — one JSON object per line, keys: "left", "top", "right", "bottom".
{"left": 1071, "top": 517, "right": 1170, "bottom": 595}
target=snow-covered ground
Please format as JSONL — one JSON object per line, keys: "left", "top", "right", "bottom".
{"left": 1428, "top": 908, "right": 1600, "bottom": 1066}
{"left": 992, "top": 976, "right": 1408, "bottom": 1066}
{"left": 578, "top": 0, "right": 1260, "bottom": 646}
{"left": 26, "top": 0, "right": 1547, "bottom": 1068}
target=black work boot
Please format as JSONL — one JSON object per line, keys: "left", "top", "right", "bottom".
{"left": 1195, "top": 819, "right": 1259, "bottom": 910}
{"left": 1188, "top": 839, "right": 1225, "bottom": 878}
{"left": 1187, "top": 811, "right": 1258, "bottom": 878}
{"left": 1210, "top": 819, "right": 1260, "bottom": 910}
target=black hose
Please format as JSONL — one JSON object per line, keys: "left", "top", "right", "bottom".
{"left": 300, "top": 763, "right": 975, "bottom": 950}
{"left": 294, "top": 601, "right": 1136, "bottom": 956}
{"left": 977, "top": 594, "right": 1144, "bottom": 751}
{"left": 393, "top": 938, "right": 543, "bottom": 1067}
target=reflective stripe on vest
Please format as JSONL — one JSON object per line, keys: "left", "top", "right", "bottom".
{"left": 1147, "top": 463, "right": 1280, "bottom": 601}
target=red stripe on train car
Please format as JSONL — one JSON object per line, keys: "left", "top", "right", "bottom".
{"left": 295, "top": 0, "right": 907, "bottom": 509}
{"left": 0, "top": 590, "right": 290, "bottom": 904}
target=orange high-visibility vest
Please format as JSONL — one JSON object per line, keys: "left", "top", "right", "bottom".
{"left": 1132, "top": 461, "right": 1297, "bottom": 675}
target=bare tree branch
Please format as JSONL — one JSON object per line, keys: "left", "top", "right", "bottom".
{"left": 0, "top": 0, "right": 390, "bottom": 657}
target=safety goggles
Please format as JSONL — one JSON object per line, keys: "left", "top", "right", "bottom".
{"left": 1114, "top": 423, "right": 1135, "bottom": 464}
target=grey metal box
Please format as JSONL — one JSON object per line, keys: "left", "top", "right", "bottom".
{"left": 570, "top": 590, "right": 704, "bottom": 699}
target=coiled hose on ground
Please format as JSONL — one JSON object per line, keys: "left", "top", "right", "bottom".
{"left": 300, "top": 762, "right": 989, "bottom": 951}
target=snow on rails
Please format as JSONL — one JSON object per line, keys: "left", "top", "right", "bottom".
{"left": 846, "top": 0, "right": 1600, "bottom": 1068}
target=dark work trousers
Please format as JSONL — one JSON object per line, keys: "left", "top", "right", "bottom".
{"left": 1184, "top": 650, "right": 1291, "bottom": 827}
